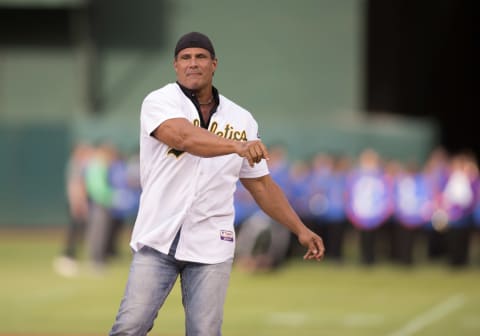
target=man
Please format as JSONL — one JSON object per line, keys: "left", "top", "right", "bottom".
{"left": 53, "top": 142, "right": 93, "bottom": 277}
{"left": 109, "top": 32, "right": 325, "bottom": 336}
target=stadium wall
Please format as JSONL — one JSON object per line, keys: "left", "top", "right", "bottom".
{"left": 0, "top": 0, "right": 437, "bottom": 226}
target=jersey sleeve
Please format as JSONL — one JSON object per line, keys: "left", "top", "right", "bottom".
{"left": 141, "top": 90, "right": 185, "bottom": 136}
{"left": 239, "top": 118, "right": 270, "bottom": 179}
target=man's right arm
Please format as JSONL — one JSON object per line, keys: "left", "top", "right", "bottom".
{"left": 152, "top": 118, "right": 270, "bottom": 167}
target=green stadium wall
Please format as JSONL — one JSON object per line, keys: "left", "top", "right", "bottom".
{"left": 0, "top": 0, "right": 437, "bottom": 226}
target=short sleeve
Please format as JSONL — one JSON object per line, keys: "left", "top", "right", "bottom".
{"left": 141, "top": 90, "right": 186, "bottom": 136}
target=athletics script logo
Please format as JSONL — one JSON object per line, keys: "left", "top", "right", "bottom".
{"left": 168, "top": 119, "right": 248, "bottom": 158}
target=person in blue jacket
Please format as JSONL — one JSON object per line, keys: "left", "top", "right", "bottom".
{"left": 392, "top": 161, "right": 434, "bottom": 265}
{"left": 345, "top": 148, "right": 393, "bottom": 265}
{"left": 322, "top": 154, "right": 351, "bottom": 262}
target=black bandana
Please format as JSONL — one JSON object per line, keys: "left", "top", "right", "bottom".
{"left": 174, "top": 32, "right": 216, "bottom": 58}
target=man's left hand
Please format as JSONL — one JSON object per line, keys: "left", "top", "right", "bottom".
{"left": 298, "top": 229, "right": 325, "bottom": 261}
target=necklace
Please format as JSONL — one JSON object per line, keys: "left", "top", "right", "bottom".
{"left": 199, "top": 96, "right": 214, "bottom": 105}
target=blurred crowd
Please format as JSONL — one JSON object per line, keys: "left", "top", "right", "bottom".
{"left": 234, "top": 145, "right": 480, "bottom": 271}
{"left": 54, "top": 142, "right": 480, "bottom": 276}
{"left": 53, "top": 141, "right": 141, "bottom": 277}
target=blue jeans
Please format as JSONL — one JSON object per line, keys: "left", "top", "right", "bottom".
{"left": 109, "top": 234, "right": 233, "bottom": 336}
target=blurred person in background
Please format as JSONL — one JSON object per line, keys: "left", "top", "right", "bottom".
{"left": 472, "top": 171, "right": 480, "bottom": 264}
{"left": 109, "top": 32, "right": 325, "bottom": 336}
{"left": 423, "top": 146, "right": 450, "bottom": 260}
{"left": 55, "top": 141, "right": 139, "bottom": 276}
{"left": 53, "top": 141, "right": 94, "bottom": 277}
{"left": 345, "top": 148, "right": 393, "bottom": 265}
{"left": 307, "top": 152, "right": 333, "bottom": 245}
{"left": 391, "top": 160, "right": 433, "bottom": 265}
{"left": 284, "top": 158, "right": 314, "bottom": 256}
{"left": 438, "top": 152, "right": 478, "bottom": 266}
{"left": 84, "top": 142, "right": 138, "bottom": 273}
{"left": 321, "top": 154, "right": 351, "bottom": 262}
{"left": 105, "top": 150, "right": 142, "bottom": 260}
{"left": 288, "top": 159, "right": 313, "bottom": 224}
{"left": 307, "top": 152, "right": 335, "bottom": 252}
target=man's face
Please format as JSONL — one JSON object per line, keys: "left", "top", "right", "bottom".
{"left": 174, "top": 48, "right": 217, "bottom": 91}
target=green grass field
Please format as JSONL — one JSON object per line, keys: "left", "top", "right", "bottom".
{"left": 1, "top": 229, "right": 480, "bottom": 336}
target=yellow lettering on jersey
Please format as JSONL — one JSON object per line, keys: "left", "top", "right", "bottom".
{"left": 207, "top": 121, "right": 248, "bottom": 141}
{"left": 168, "top": 119, "right": 249, "bottom": 157}
{"left": 209, "top": 121, "right": 218, "bottom": 134}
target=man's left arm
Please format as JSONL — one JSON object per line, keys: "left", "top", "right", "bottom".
{"left": 240, "top": 175, "right": 325, "bottom": 261}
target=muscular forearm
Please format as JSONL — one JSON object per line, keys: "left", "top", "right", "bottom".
{"left": 242, "top": 174, "right": 325, "bottom": 261}
{"left": 177, "top": 127, "right": 240, "bottom": 157}
{"left": 242, "top": 177, "right": 305, "bottom": 236}
{"left": 154, "top": 118, "right": 269, "bottom": 166}
{"left": 154, "top": 118, "right": 239, "bottom": 157}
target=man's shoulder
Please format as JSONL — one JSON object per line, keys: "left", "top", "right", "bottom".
{"left": 143, "top": 83, "right": 181, "bottom": 102}
{"left": 219, "top": 94, "right": 254, "bottom": 118}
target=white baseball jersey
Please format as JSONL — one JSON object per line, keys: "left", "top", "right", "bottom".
{"left": 130, "top": 82, "right": 269, "bottom": 263}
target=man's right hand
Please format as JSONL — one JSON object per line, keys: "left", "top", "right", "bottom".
{"left": 237, "top": 140, "right": 270, "bottom": 167}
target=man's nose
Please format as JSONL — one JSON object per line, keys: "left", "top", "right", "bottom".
{"left": 188, "top": 58, "right": 198, "bottom": 67}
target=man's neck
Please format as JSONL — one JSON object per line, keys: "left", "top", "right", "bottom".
{"left": 177, "top": 82, "right": 210, "bottom": 99}
{"left": 176, "top": 81, "right": 220, "bottom": 129}
{"left": 196, "top": 88, "right": 213, "bottom": 104}
{"left": 177, "top": 82, "right": 218, "bottom": 103}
